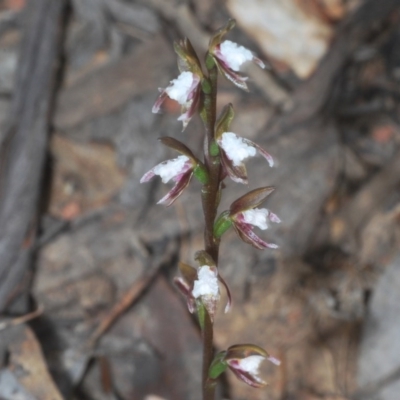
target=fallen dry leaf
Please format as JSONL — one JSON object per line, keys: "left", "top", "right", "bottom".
{"left": 8, "top": 324, "right": 63, "bottom": 400}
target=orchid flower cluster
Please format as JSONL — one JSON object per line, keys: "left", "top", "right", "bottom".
{"left": 141, "top": 20, "right": 280, "bottom": 399}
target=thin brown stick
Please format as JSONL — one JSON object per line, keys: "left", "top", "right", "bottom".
{"left": 87, "top": 269, "right": 158, "bottom": 349}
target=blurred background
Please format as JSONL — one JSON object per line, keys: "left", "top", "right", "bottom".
{"left": 0, "top": 0, "right": 400, "bottom": 399}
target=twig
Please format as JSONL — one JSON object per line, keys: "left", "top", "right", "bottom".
{"left": 0, "top": 305, "right": 43, "bottom": 331}
{"left": 86, "top": 269, "right": 159, "bottom": 349}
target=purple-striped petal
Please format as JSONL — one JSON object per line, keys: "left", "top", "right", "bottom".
{"left": 268, "top": 211, "right": 281, "bottom": 224}
{"left": 218, "top": 273, "right": 232, "bottom": 313}
{"left": 157, "top": 170, "right": 193, "bottom": 206}
{"left": 152, "top": 90, "right": 168, "bottom": 114}
{"left": 215, "top": 57, "right": 249, "bottom": 91}
{"left": 243, "top": 138, "right": 274, "bottom": 167}
{"left": 253, "top": 56, "right": 266, "bottom": 69}
{"left": 220, "top": 148, "right": 248, "bottom": 184}
{"left": 227, "top": 363, "right": 266, "bottom": 388}
{"left": 173, "top": 277, "right": 196, "bottom": 313}
{"left": 140, "top": 169, "right": 156, "bottom": 183}
{"left": 234, "top": 222, "right": 278, "bottom": 250}
{"left": 178, "top": 85, "right": 201, "bottom": 130}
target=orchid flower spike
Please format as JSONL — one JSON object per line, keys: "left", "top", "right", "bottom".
{"left": 215, "top": 104, "right": 274, "bottom": 184}
{"left": 208, "top": 19, "right": 266, "bottom": 91}
{"left": 140, "top": 137, "right": 207, "bottom": 206}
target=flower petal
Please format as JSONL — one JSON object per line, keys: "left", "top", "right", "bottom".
{"left": 215, "top": 57, "right": 249, "bottom": 91}
{"left": 230, "top": 187, "right": 275, "bottom": 215}
{"left": 242, "top": 138, "right": 274, "bottom": 167}
{"left": 174, "top": 38, "right": 203, "bottom": 76}
{"left": 227, "top": 361, "right": 267, "bottom": 388}
{"left": 234, "top": 222, "right": 278, "bottom": 250}
{"left": 218, "top": 132, "right": 256, "bottom": 166}
{"left": 267, "top": 355, "right": 281, "bottom": 366}
{"left": 152, "top": 89, "right": 168, "bottom": 114}
{"left": 253, "top": 55, "right": 266, "bottom": 69}
{"left": 158, "top": 137, "right": 198, "bottom": 163}
{"left": 268, "top": 212, "right": 281, "bottom": 224}
{"left": 173, "top": 277, "right": 196, "bottom": 313}
{"left": 140, "top": 169, "right": 156, "bottom": 183}
{"left": 165, "top": 71, "right": 196, "bottom": 104}
{"left": 240, "top": 208, "right": 270, "bottom": 230}
{"left": 220, "top": 149, "right": 248, "bottom": 184}
{"left": 218, "top": 273, "right": 232, "bottom": 313}
{"left": 157, "top": 170, "right": 193, "bottom": 206}
{"left": 178, "top": 84, "right": 201, "bottom": 130}
{"left": 209, "top": 19, "right": 236, "bottom": 50}
{"left": 178, "top": 261, "right": 198, "bottom": 286}
{"left": 217, "top": 41, "right": 255, "bottom": 71}
{"left": 192, "top": 266, "right": 219, "bottom": 299}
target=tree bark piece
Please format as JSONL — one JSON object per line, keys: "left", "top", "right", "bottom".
{"left": 0, "top": 0, "right": 68, "bottom": 312}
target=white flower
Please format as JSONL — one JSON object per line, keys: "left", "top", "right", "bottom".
{"left": 224, "top": 343, "right": 280, "bottom": 388}
{"left": 140, "top": 155, "right": 194, "bottom": 206}
{"left": 217, "top": 131, "right": 274, "bottom": 184}
{"left": 219, "top": 132, "right": 256, "bottom": 166}
{"left": 152, "top": 155, "right": 190, "bottom": 183}
{"left": 152, "top": 71, "right": 201, "bottom": 130}
{"left": 192, "top": 266, "right": 219, "bottom": 299}
{"left": 231, "top": 205, "right": 281, "bottom": 250}
{"left": 211, "top": 39, "right": 266, "bottom": 90}
{"left": 218, "top": 40, "right": 258, "bottom": 71}
{"left": 165, "top": 71, "right": 197, "bottom": 105}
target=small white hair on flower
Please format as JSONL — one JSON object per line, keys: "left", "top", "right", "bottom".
{"left": 165, "top": 71, "right": 197, "bottom": 105}
{"left": 234, "top": 207, "right": 281, "bottom": 249}
{"left": 241, "top": 208, "right": 281, "bottom": 231}
{"left": 217, "top": 131, "right": 274, "bottom": 184}
{"left": 192, "top": 266, "right": 219, "bottom": 299}
{"left": 151, "top": 155, "right": 190, "bottom": 183}
{"left": 235, "top": 355, "right": 265, "bottom": 381}
{"left": 218, "top": 40, "right": 265, "bottom": 71}
{"left": 219, "top": 132, "right": 256, "bottom": 166}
